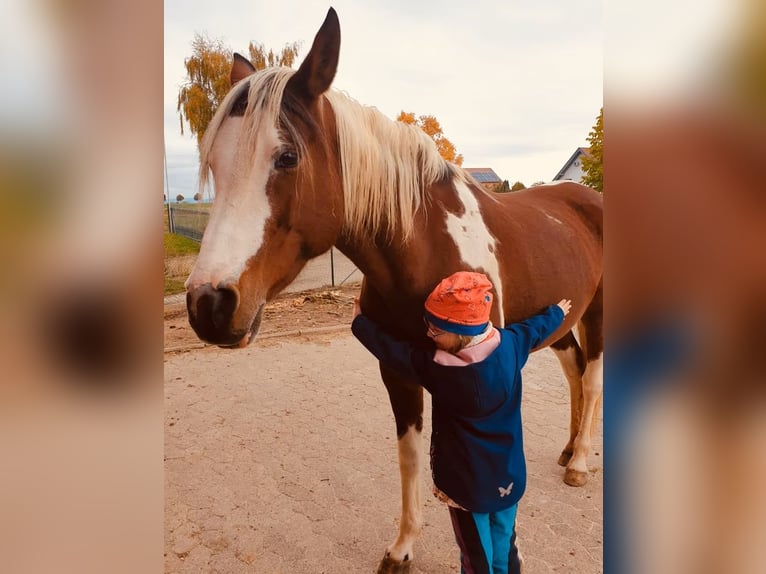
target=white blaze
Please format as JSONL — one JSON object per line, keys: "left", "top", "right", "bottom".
{"left": 186, "top": 117, "right": 280, "bottom": 290}
{"left": 445, "top": 179, "right": 505, "bottom": 327}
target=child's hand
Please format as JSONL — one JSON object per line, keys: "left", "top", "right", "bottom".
{"left": 557, "top": 299, "right": 572, "bottom": 316}
{"left": 352, "top": 298, "right": 362, "bottom": 320}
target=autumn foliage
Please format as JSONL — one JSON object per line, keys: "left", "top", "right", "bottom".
{"left": 247, "top": 41, "right": 300, "bottom": 69}
{"left": 581, "top": 108, "right": 603, "bottom": 193}
{"left": 396, "top": 111, "right": 464, "bottom": 166}
{"left": 177, "top": 35, "right": 300, "bottom": 148}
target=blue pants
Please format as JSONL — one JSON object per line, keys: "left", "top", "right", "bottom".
{"left": 449, "top": 504, "right": 522, "bottom": 574}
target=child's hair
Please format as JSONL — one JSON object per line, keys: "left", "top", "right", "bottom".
{"left": 444, "top": 334, "right": 474, "bottom": 355}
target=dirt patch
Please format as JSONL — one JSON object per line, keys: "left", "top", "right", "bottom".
{"left": 164, "top": 324, "right": 603, "bottom": 573}
{"left": 165, "top": 283, "right": 362, "bottom": 352}
{"left": 164, "top": 254, "right": 197, "bottom": 278}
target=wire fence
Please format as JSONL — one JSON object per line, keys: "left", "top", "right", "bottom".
{"left": 168, "top": 204, "right": 209, "bottom": 242}
{"left": 167, "top": 203, "right": 362, "bottom": 290}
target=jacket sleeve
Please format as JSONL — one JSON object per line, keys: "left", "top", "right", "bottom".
{"left": 504, "top": 304, "right": 565, "bottom": 365}
{"left": 351, "top": 315, "right": 423, "bottom": 379}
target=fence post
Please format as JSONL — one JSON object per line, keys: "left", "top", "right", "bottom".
{"left": 330, "top": 248, "right": 335, "bottom": 286}
{"left": 168, "top": 204, "right": 174, "bottom": 234}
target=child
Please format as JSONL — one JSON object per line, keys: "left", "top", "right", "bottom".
{"left": 351, "top": 271, "right": 571, "bottom": 574}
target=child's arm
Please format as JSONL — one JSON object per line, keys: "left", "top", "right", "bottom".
{"left": 351, "top": 313, "right": 422, "bottom": 379}
{"left": 505, "top": 299, "right": 570, "bottom": 359}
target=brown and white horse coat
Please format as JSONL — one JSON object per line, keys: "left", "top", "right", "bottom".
{"left": 185, "top": 9, "right": 602, "bottom": 572}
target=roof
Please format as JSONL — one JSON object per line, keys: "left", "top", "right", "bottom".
{"left": 464, "top": 167, "right": 502, "bottom": 184}
{"left": 553, "top": 147, "right": 590, "bottom": 181}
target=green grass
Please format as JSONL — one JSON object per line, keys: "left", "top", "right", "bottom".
{"left": 164, "top": 233, "right": 200, "bottom": 295}
{"left": 164, "top": 232, "right": 201, "bottom": 257}
{"left": 175, "top": 202, "right": 212, "bottom": 210}
{"left": 164, "top": 277, "right": 188, "bottom": 296}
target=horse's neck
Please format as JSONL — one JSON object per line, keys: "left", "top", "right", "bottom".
{"left": 334, "top": 235, "right": 425, "bottom": 296}
{"left": 335, "top": 183, "right": 460, "bottom": 298}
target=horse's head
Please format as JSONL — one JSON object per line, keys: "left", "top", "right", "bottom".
{"left": 185, "top": 9, "right": 343, "bottom": 347}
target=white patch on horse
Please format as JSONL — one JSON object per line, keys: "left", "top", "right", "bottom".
{"left": 386, "top": 424, "right": 423, "bottom": 562}
{"left": 186, "top": 117, "right": 280, "bottom": 290}
{"left": 569, "top": 352, "right": 603, "bottom": 474}
{"left": 445, "top": 179, "right": 505, "bottom": 327}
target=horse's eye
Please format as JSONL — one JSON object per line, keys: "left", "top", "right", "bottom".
{"left": 275, "top": 150, "right": 298, "bottom": 169}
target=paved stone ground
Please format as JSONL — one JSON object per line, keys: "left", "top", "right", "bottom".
{"left": 164, "top": 333, "right": 602, "bottom": 573}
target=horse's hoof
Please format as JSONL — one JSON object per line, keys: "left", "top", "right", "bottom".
{"left": 564, "top": 468, "right": 588, "bottom": 487}
{"left": 557, "top": 450, "right": 572, "bottom": 467}
{"left": 376, "top": 552, "right": 412, "bottom": 574}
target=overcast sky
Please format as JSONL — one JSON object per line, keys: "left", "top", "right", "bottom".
{"left": 164, "top": 0, "right": 603, "bottom": 197}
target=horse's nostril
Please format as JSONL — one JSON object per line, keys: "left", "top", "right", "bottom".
{"left": 191, "top": 285, "right": 237, "bottom": 326}
{"left": 186, "top": 283, "right": 241, "bottom": 344}
{"left": 211, "top": 287, "right": 237, "bottom": 328}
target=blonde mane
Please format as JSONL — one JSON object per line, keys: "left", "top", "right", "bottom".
{"left": 325, "top": 91, "right": 455, "bottom": 240}
{"left": 199, "top": 67, "right": 456, "bottom": 240}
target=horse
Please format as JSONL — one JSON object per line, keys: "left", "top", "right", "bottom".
{"left": 185, "top": 8, "right": 603, "bottom": 573}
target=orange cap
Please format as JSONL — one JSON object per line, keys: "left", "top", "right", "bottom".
{"left": 424, "top": 271, "right": 494, "bottom": 335}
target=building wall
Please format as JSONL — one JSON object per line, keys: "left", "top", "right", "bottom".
{"left": 557, "top": 154, "right": 585, "bottom": 182}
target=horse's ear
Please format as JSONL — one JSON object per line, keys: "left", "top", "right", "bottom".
{"left": 288, "top": 8, "right": 340, "bottom": 101}
{"left": 231, "top": 53, "right": 256, "bottom": 86}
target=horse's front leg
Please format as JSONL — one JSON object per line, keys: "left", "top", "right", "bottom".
{"left": 377, "top": 365, "right": 424, "bottom": 574}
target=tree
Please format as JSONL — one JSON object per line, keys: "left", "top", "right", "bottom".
{"left": 193, "top": 192, "right": 202, "bottom": 202}
{"left": 176, "top": 194, "right": 184, "bottom": 203}
{"left": 511, "top": 181, "right": 526, "bottom": 191}
{"left": 248, "top": 41, "right": 300, "bottom": 69}
{"left": 396, "top": 111, "right": 464, "bottom": 166}
{"left": 581, "top": 108, "right": 603, "bottom": 193}
{"left": 177, "top": 35, "right": 232, "bottom": 148}
{"left": 177, "top": 35, "right": 300, "bottom": 148}
{"left": 494, "top": 180, "right": 511, "bottom": 193}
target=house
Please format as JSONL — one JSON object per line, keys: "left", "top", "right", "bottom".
{"left": 553, "top": 147, "right": 590, "bottom": 183}
{"left": 464, "top": 167, "right": 503, "bottom": 192}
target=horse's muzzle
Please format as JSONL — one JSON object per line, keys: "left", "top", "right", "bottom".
{"left": 186, "top": 283, "right": 248, "bottom": 347}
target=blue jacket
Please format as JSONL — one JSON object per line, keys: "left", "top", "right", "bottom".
{"left": 351, "top": 305, "right": 564, "bottom": 513}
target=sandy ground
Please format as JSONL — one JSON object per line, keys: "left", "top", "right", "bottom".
{"left": 164, "top": 291, "right": 603, "bottom": 573}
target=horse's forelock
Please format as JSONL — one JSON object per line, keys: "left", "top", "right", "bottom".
{"left": 278, "top": 88, "right": 322, "bottom": 184}
{"left": 199, "top": 68, "right": 300, "bottom": 195}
